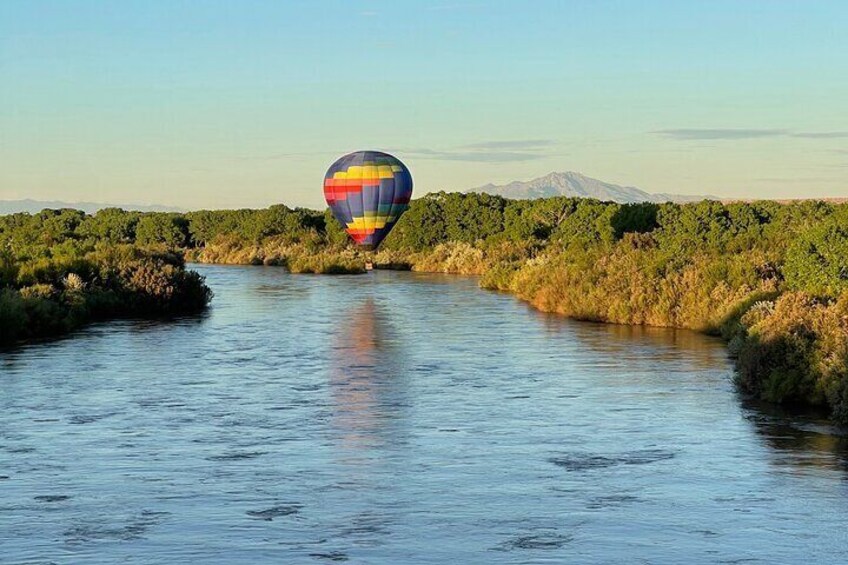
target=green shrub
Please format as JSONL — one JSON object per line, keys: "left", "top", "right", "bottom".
{"left": 76, "top": 208, "right": 140, "bottom": 244}
{"left": 0, "top": 289, "right": 26, "bottom": 344}
{"left": 784, "top": 220, "right": 848, "bottom": 297}
{"left": 0, "top": 239, "right": 211, "bottom": 344}
{"left": 734, "top": 292, "right": 848, "bottom": 422}
{"left": 0, "top": 250, "right": 18, "bottom": 287}
{"left": 135, "top": 214, "right": 191, "bottom": 248}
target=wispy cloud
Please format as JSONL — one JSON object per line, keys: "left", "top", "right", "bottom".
{"left": 238, "top": 150, "right": 340, "bottom": 162}
{"left": 654, "top": 129, "right": 786, "bottom": 140}
{"left": 791, "top": 131, "right": 848, "bottom": 139}
{"left": 655, "top": 128, "right": 848, "bottom": 141}
{"left": 461, "top": 139, "right": 554, "bottom": 150}
{"left": 242, "top": 142, "right": 557, "bottom": 163}
{"left": 405, "top": 148, "right": 549, "bottom": 162}
{"left": 402, "top": 140, "right": 556, "bottom": 162}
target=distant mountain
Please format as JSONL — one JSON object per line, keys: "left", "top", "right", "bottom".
{"left": 0, "top": 199, "right": 185, "bottom": 215}
{"left": 467, "top": 171, "right": 713, "bottom": 204}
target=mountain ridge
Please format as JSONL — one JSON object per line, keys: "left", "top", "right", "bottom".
{"left": 0, "top": 199, "right": 185, "bottom": 215}
{"left": 466, "top": 171, "right": 714, "bottom": 203}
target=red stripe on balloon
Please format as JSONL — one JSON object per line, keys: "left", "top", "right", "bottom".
{"left": 347, "top": 231, "right": 369, "bottom": 243}
{"left": 324, "top": 178, "right": 380, "bottom": 187}
{"left": 346, "top": 228, "right": 376, "bottom": 235}
{"left": 323, "top": 183, "right": 335, "bottom": 203}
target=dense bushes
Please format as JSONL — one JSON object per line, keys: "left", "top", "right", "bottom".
{"left": 184, "top": 205, "right": 324, "bottom": 246}
{"left": 491, "top": 239, "right": 779, "bottom": 331}
{"left": 0, "top": 289, "right": 28, "bottom": 343}
{"left": 77, "top": 208, "right": 140, "bottom": 244}
{"left": 783, "top": 219, "right": 848, "bottom": 296}
{"left": 0, "top": 211, "right": 212, "bottom": 345}
{"left": 732, "top": 293, "right": 848, "bottom": 420}
{"left": 185, "top": 234, "right": 364, "bottom": 274}
{"left": 0, "top": 248, "right": 212, "bottom": 345}
{"left": 135, "top": 214, "right": 191, "bottom": 248}
{"left": 87, "top": 246, "right": 213, "bottom": 313}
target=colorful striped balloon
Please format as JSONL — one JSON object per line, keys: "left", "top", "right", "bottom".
{"left": 324, "top": 151, "right": 413, "bottom": 250}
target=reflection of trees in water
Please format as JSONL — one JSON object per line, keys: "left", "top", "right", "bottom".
{"left": 0, "top": 313, "right": 210, "bottom": 370}
{"left": 127, "top": 314, "right": 209, "bottom": 332}
{"left": 529, "top": 306, "right": 848, "bottom": 475}
{"left": 531, "top": 309, "right": 727, "bottom": 370}
{"left": 741, "top": 399, "right": 848, "bottom": 473}
{"left": 329, "top": 297, "right": 407, "bottom": 454}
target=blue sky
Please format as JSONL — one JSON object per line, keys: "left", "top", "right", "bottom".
{"left": 1, "top": 0, "right": 846, "bottom": 208}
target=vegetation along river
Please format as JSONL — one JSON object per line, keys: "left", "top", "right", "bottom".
{"left": 2, "top": 265, "right": 847, "bottom": 564}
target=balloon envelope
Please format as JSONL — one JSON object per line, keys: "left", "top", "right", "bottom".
{"left": 324, "top": 151, "right": 413, "bottom": 249}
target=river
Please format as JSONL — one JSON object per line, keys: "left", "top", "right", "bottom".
{"left": 2, "top": 265, "right": 847, "bottom": 564}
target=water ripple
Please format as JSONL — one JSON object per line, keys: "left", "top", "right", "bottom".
{"left": 1, "top": 267, "right": 846, "bottom": 563}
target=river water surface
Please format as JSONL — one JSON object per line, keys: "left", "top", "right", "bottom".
{"left": 2, "top": 266, "right": 847, "bottom": 564}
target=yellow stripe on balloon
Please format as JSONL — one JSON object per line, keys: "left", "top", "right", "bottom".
{"left": 361, "top": 165, "right": 377, "bottom": 182}
{"left": 336, "top": 165, "right": 394, "bottom": 181}
{"left": 347, "top": 216, "right": 393, "bottom": 230}
{"left": 346, "top": 218, "right": 366, "bottom": 230}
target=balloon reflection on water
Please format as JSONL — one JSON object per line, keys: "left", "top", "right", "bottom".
{"left": 329, "top": 297, "right": 408, "bottom": 456}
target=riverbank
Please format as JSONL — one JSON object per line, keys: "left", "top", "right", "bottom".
{"left": 187, "top": 237, "right": 848, "bottom": 426}
{"left": 178, "top": 197, "right": 848, "bottom": 425}
{"left": 2, "top": 198, "right": 846, "bottom": 424}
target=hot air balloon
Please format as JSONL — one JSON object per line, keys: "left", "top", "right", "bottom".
{"left": 324, "top": 151, "right": 413, "bottom": 250}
